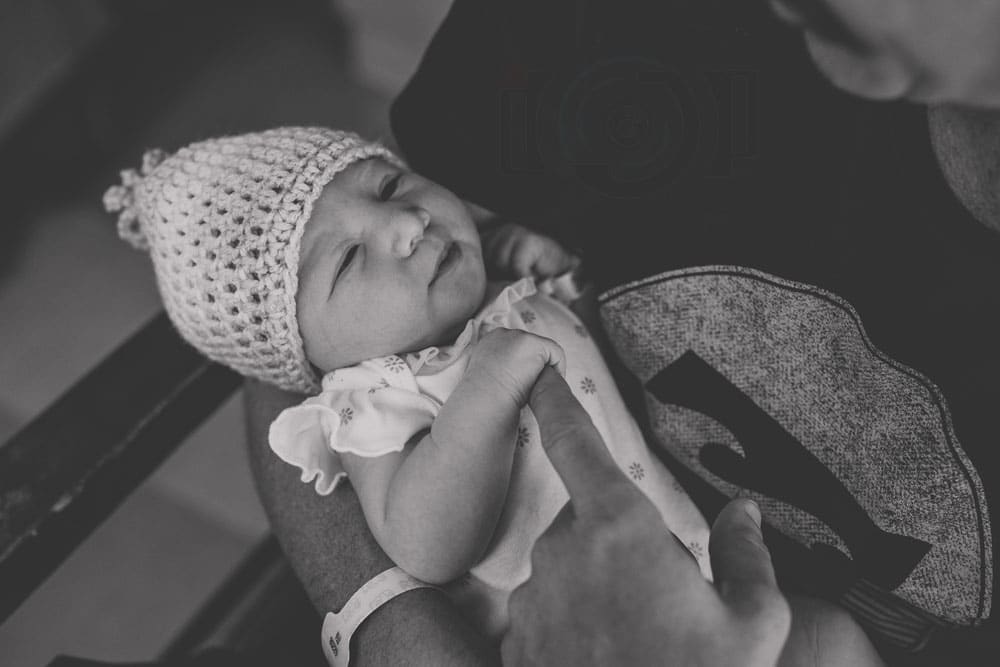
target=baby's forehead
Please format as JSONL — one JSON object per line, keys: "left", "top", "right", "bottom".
{"left": 335, "top": 157, "right": 392, "bottom": 186}
{"left": 318, "top": 159, "right": 386, "bottom": 206}
{"left": 307, "top": 158, "right": 393, "bottom": 230}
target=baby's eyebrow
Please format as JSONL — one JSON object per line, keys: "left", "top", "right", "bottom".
{"left": 360, "top": 158, "right": 387, "bottom": 182}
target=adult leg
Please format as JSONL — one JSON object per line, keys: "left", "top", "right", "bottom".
{"left": 242, "top": 379, "right": 497, "bottom": 666}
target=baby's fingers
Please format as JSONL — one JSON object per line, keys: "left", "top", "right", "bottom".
{"left": 484, "top": 327, "right": 565, "bottom": 375}
{"left": 535, "top": 332, "right": 567, "bottom": 377}
{"left": 471, "top": 329, "right": 566, "bottom": 404}
{"left": 531, "top": 243, "right": 580, "bottom": 279}
{"left": 511, "top": 236, "right": 579, "bottom": 279}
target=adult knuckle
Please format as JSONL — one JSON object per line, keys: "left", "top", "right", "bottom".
{"left": 587, "top": 498, "right": 645, "bottom": 544}
{"left": 744, "top": 586, "right": 791, "bottom": 637}
{"left": 769, "top": 591, "right": 793, "bottom": 631}
{"left": 500, "top": 634, "right": 525, "bottom": 666}
{"left": 528, "top": 535, "right": 567, "bottom": 579}
{"left": 507, "top": 583, "right": 527, "bottom": 616}
{"left": 578, "top": 519, "right": 619, "bottom": 563}
{"left": 540, "top": 417, "right": 583, "bottom": 455}
{"left": 724, "top": 524, "right": 772, "bottom": 561}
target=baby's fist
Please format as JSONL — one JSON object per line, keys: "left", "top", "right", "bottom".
{"left": 466, "top": 328, "right": 566, "bottom": 408}
{"left": 484, "top": 223, "right": 579, "bottom": 280}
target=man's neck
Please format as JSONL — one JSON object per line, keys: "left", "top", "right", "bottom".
{"left": 929, "top": 105, "right": 1000, "bottom": 234}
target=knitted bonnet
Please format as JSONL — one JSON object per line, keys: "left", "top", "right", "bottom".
{"left": 103, "top": 127, "right": 404, "bottom": 394}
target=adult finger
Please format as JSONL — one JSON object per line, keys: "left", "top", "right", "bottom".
{"left": 709, "top": 499, "right": 784, "bottom": 618}
{"left": 529, "top": 367, "right": 629, "bottom": 512}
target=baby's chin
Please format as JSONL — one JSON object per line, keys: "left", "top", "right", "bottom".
{"left": 425, "top": 287, "right": 492, "bottom": 346}
{"left": 309, "top": 317, "right": 480, "bottom": 376}
{"left": 435, "top": 316, "right": 475, "bottom": 348}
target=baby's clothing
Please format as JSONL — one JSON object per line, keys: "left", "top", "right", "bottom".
{"left": 269, "top": 278, "right": 711, "bottom": 637}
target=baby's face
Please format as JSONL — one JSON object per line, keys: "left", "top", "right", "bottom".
{"left": 296, "top": 158, "right": 487, "bottom": 373}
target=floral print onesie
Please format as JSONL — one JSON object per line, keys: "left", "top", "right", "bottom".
{"left": 269, "top": 277, "right": 711, "bottom": 637}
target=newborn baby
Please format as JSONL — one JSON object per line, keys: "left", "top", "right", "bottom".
{"left": 103, "top": 127, "right": 711, "bottom": 645}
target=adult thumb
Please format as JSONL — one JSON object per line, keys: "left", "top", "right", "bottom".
{"left": 709, "top": 499, "right": 786, "bottom": 620}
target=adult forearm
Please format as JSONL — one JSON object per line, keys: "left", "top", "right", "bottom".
{"left": 242, "top": 378, "right": 497, "bottom": 666}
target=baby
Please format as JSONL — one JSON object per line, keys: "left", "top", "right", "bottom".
{"left": 103, "top": 127, "right": 711, "bottom": 640}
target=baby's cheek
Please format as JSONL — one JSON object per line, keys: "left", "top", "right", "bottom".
{"left": 300, "top": 328, "right": 335, "bottom": 376}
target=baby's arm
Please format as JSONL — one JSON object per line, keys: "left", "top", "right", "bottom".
{"left": 341, "top": 329, "right": 565, "bottom": 584}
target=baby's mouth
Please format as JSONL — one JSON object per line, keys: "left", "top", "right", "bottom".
{"left": 431, "top": 242, "right": 459, "bottom": 284}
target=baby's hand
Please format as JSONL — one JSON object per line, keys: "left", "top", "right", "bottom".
{"left": 483, "top": 222, "right": 580, "bottom": 280}
{"left": 466, "top": 328, "right": 566, "bottom": 408}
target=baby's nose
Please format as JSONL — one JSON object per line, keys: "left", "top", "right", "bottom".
{"left": 391, "top": 207, "right": 430, "bottom": 257}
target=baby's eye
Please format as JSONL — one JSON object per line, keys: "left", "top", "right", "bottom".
{"left": 379, "top": 173, "right": 402, "bottom": 201}
{"left": 336, "top": 245, "right": 358, "bottom": 281}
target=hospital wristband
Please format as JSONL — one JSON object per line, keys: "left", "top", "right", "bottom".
{"left": 321, "top": 566, "right": 438, "bottom": 667}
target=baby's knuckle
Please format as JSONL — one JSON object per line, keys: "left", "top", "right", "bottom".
{"left": 527, "top": 332, "right": 559, "bottom": 356}
{"left": 482, "top": 327, "right": 519, "bottom": 350}
{"left": 510, "top": 330, "right": 544, "bottom": 354}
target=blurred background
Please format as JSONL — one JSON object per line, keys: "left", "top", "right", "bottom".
{"left": 0, "top": 0, "right": 450, "bottom": 663}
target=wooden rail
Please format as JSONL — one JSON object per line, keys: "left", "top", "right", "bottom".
{"left": 0, "top": 313, "right": 240, "bottom": 625}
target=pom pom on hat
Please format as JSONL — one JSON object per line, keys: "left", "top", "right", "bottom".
{"left": 103, "top": 148, "right": 168, "bottom": 251}
{"left": 102, "top": 128, "right": 403, "bottom": 393}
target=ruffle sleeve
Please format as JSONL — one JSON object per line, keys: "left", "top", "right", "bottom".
{"left": 268, "top": 356, "right": 438, "bottom": 495}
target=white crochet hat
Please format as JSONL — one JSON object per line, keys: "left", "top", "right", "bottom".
{"left": 103, "top": 127, "right": 404, "bottom": 394}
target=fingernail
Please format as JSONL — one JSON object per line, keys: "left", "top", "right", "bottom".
{"left": 744, "top": 499, "right": 762, "bottom": 528}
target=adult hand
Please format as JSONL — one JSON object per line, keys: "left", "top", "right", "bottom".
{"left": 769, "top": 0, "right": 1000, "bottom": 107}
{"left": 502, "top": 368, "right": 791, "bottom": 666}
